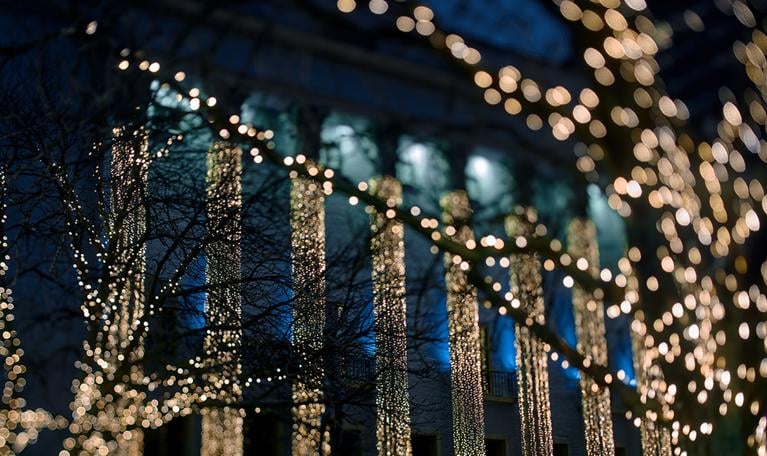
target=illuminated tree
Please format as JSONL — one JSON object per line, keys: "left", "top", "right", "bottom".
{"left": 0, "top": 64, "right": 454, "bottom": 456}
{"left": 0, "top": 171, "right": 63, "bottom": 455}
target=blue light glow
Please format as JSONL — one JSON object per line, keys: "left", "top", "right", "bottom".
{"left": 551, "top": 285, "right": 580, "bottom": 380}
{"left": 181, "top": 255, "right": 206, "bottom": 331}
{"left": 431, "top": 290, "right": 452, "bottom": 369}
{"left": 492, "top": 315, "right": 517, "bottom": 371}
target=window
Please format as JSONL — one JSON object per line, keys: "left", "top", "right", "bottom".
{"left": 338, "top": 429, "right": 363, "bottom": 456}
{"left": 554, "top": 443, "right": 569, "bottom": 456}
{"left": 319, "top": 113, "right": 378, "bottom": 182}
{"left": 244, "top": 413, "right": 286, "bottom": 455}
{"left": 396, "top": 137, "right": 450, "bottom": 207}
{"left": 485, "top": 438, "right": 506, "bottom": 456}
{"left": 143, "top": 415, "right": 197, "bottom": 456}
{"left": 412, "top": 433, "right": 439, "bottom": 456}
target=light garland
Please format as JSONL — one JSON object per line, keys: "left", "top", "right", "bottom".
{"left": 202, "top": 143, "right": 244, "bottom": 456}
{"left": 567, "top": 218, "right": 615, "bottom": 456}
{"left": 675, "top": 280, "right": 719, "bottom": 448}
{"left": 755, "top": 416, "right": 767, "bottom": 456}
{"left": 440, "top": 191, "right": 485, "bottom": 456}
{"left": 290, "top": 168, "right": 330, "bottom": 456}
{"left": 506, "top": 208, "right": 553, "bottom": 456}
{"left": 201, "top": 407, "right": 244, "bottom": 456}
{"left": 109, "top": 127, "right": 150, "bottom": 456}
{"left": 369, "top": 176, "right": 412, "bottom": 456}
{"left": 630, "top": 318, "right": 672, "bottom": 456}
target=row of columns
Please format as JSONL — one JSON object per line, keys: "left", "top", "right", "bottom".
{"left": 109, "top": 119, "right": 670, "bottom": 456}
{"left": 197, "top": 136, "right": 614, "bottom": 456}
{"left": 110, "top": 128, "right": 150, "bottom": 456}
{"left": 202, "top": 144, "right": 245, "bottom": 456}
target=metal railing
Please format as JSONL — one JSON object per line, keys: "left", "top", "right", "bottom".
{"left": 483, "top": 369, "right": 518, "bottom": 400}
{"left": 340, "top": 355, "right": 517, "bottom": 401}
{"left": 344, "top": 355, "right": 375, "bottom": 381}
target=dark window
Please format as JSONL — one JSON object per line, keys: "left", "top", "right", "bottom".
{"left": 616, "top": 448, "right": 627, "bottom": 456}
{"left": 554, "top": 443, "right": 569, "bottom": 456}
{"left": 412, "top": 433, "right": 439, "bottom": 456}
{"left": 244, "top": 413, "right": 286, "bottom": 455}
{"left": 144, "top": 415, "right": 197, "bottom": 456}
{"left": 485, "top": 438, "right": 506, "bottom": 456}
{"left": 338, "top": 429, "right": 363, "bottom": 456}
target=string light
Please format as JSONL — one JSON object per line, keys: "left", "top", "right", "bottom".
{"left": 201, "top": 408, "right": 244, "bottom": 456}
{"left": 755, "top": 416, "right": 767, "bottom": 456}
{"left": 567, "top": 218, "right": 615, "bottom": 456}
{"left": 201, "top": 144, "right": 244, "bottom": 456}
{"left": 369, "top": 176, "right": 412, "bottom": 456}
{"left": 90, "top": 1, "right": 767, "bottom": 447}
{"left": 506, "top": 208, "right": 553, "bottom": 456}
{"left": 631, "top": 317, "right": 673, "bottom": 456}
{"left": 120, "top": 56, "right": 738, "bottom": 448}
{"left": 290, "top": 168, "right": 330, "bottom": 456}
{"left": 440, "top": 191, "right": 485, "bottom": 456}
{"left": 105, "top": 126, "right": 150, "bottom": 456}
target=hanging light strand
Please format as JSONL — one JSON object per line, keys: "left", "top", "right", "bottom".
{"left": 202, "top": 143, "right": 244, "bottom": 456}
{"left": 630, "top": 317, "right": 673, "bottom": 456}
{"left": 506, "top": 208, "right": 554, "bottom": 456}
{"left": 440, "top": 190, "right": 486, "bottom": 456}
{"left": 369, "top": 176, "right": 412, "bottom": 456}
{"left": 567, "top": 218, "right": 615, "bottom": 456}
{"left": 290, "top": 167, "right": 330, "bottom": 456}
{"left": 201, "top": 408, "right": 244, "bottom": 456}
{"left": 755, "top": 416, "right": 767, "bottom": 456}
{"left": 109, "top": 127, "right": 150, "bottom": 456}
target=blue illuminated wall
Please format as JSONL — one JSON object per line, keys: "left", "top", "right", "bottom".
{"left": 588, "top": 184, "right": 636, "bottom": 383}
{"left": 181, "top": 256, "right": 207, "bottom": 331}
{"left": 397, "top": 139, "right": 452, "bottom": 369}
{"left": 490, "top": 315, "right": 517, "bottom": 371}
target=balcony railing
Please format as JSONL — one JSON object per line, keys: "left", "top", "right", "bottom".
{"left": 340, "top": 356, "right": 517, "bottom": 402}
{"left": 343, "top": 355, "right": 375, "bottom": 381}
{"left": 483, "top": 369, "right": 517, "bottom": 401}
